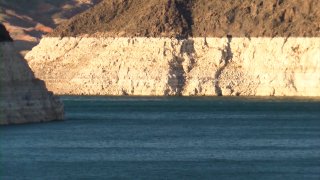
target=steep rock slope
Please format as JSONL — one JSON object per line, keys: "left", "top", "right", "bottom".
{"left": 26, "top": 0, "right": 320, "bottom": 96}
{"left": 50, "top": 0, "right": 320, "bottom": 37}
{"left": 0, "top": 24, "right": 63, "bottom": 125}
{"left": 192, "top": 0, "right": 320, "bottom": 37}
{"left": 50, "top": 0, "right": 191, "bottom": 37}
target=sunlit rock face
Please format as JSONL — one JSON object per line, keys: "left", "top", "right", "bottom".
{"left": 26, "top": 37, "right": 320, "bottom": 96}
{"left": 24, "top": 0, "right": 320, "bottom": 97}
{"left": 0, "top": 24, "right": 63, "bottom": 125}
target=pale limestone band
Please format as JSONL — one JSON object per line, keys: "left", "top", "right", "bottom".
{"left": 26, "top": 37, "right": 320, "bottom": 96}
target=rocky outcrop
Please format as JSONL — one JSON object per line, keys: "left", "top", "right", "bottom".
{"left": 26, "top": 37, "right": 320, "bottom": 96}
{"left": 24, "top": 0, "right": 320, "bottom": 97}
{"left": 50, "top": 0, "right": 320, "bottom": 37}
{"left": 0, "top": 25, "right": 63, "bottom": 125}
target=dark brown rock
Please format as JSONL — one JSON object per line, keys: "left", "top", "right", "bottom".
{"left": 0, "top": 23, "right": 13, "bottom": 42}
{"left": 49, "top": 0, "right": 320, "bottom": 37}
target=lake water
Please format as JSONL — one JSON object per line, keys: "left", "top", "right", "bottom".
{"left": 1, "top": 96, "right": 320, "bottom": 180}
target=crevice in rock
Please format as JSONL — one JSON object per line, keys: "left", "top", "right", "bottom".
{"left": 285, "top": 70, "right": 298, "bottom": 92}
{"left": 180, "top": 39, "right": 196, "bottom": 72}
{"left": 64, "top": 38, "right": 81, "bottom": 56}
{"left": 121, "top": 89, "right": 129, "bottom": 96}
{"left": 214, "top": 35, "right": 233, "bottom": 96}
{"left": 168, "top": 55, "right": 186, "bottom": 96}
{"left": 174, "top": 0, "right": 194, "bottom": 38}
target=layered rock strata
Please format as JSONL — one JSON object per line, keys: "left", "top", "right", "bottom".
{"left": 26, "top": 37, "right": 320, "bottom": 96}
{"left": 0, "top": 25, "right": 63, "bottom": 125}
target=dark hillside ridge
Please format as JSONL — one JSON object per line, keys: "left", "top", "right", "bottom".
{"left": 50, "top": 0, "right": 190, "bottom": 38}
{"left": 0, "top": 24, "right": 13, "bottom": 42}
{"left": 50, "top": 0, "right": 320, "bottom": 37}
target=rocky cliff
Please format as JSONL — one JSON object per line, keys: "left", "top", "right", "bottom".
{"left": 0, "top": 24, "right": 63, "bottom": 125}
{"left": 25, "top": 0, "right": 320, "bottom": 96}
{"left": 26, "top": 37, "right": 320, "bottom": 96}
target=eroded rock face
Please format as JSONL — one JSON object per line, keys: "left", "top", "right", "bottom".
{"left": 24, "top": 0, "right": 320, "bottom": 97}
{"left": 0, "top": 39, "right": 64, "bottom": 125}
{"left": 26, "top": 37, "right": 320, "bottom": 96}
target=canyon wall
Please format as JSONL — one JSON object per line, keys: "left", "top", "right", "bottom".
{"left": 26, "top": 37, "right": 320, "bottom": 96}
{"left": 0, "top": 41, "right": 64, "bottom": 125}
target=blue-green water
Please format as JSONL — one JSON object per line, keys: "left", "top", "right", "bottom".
{"left": 1, "top": 96, "right": 320, "bottom": 180}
